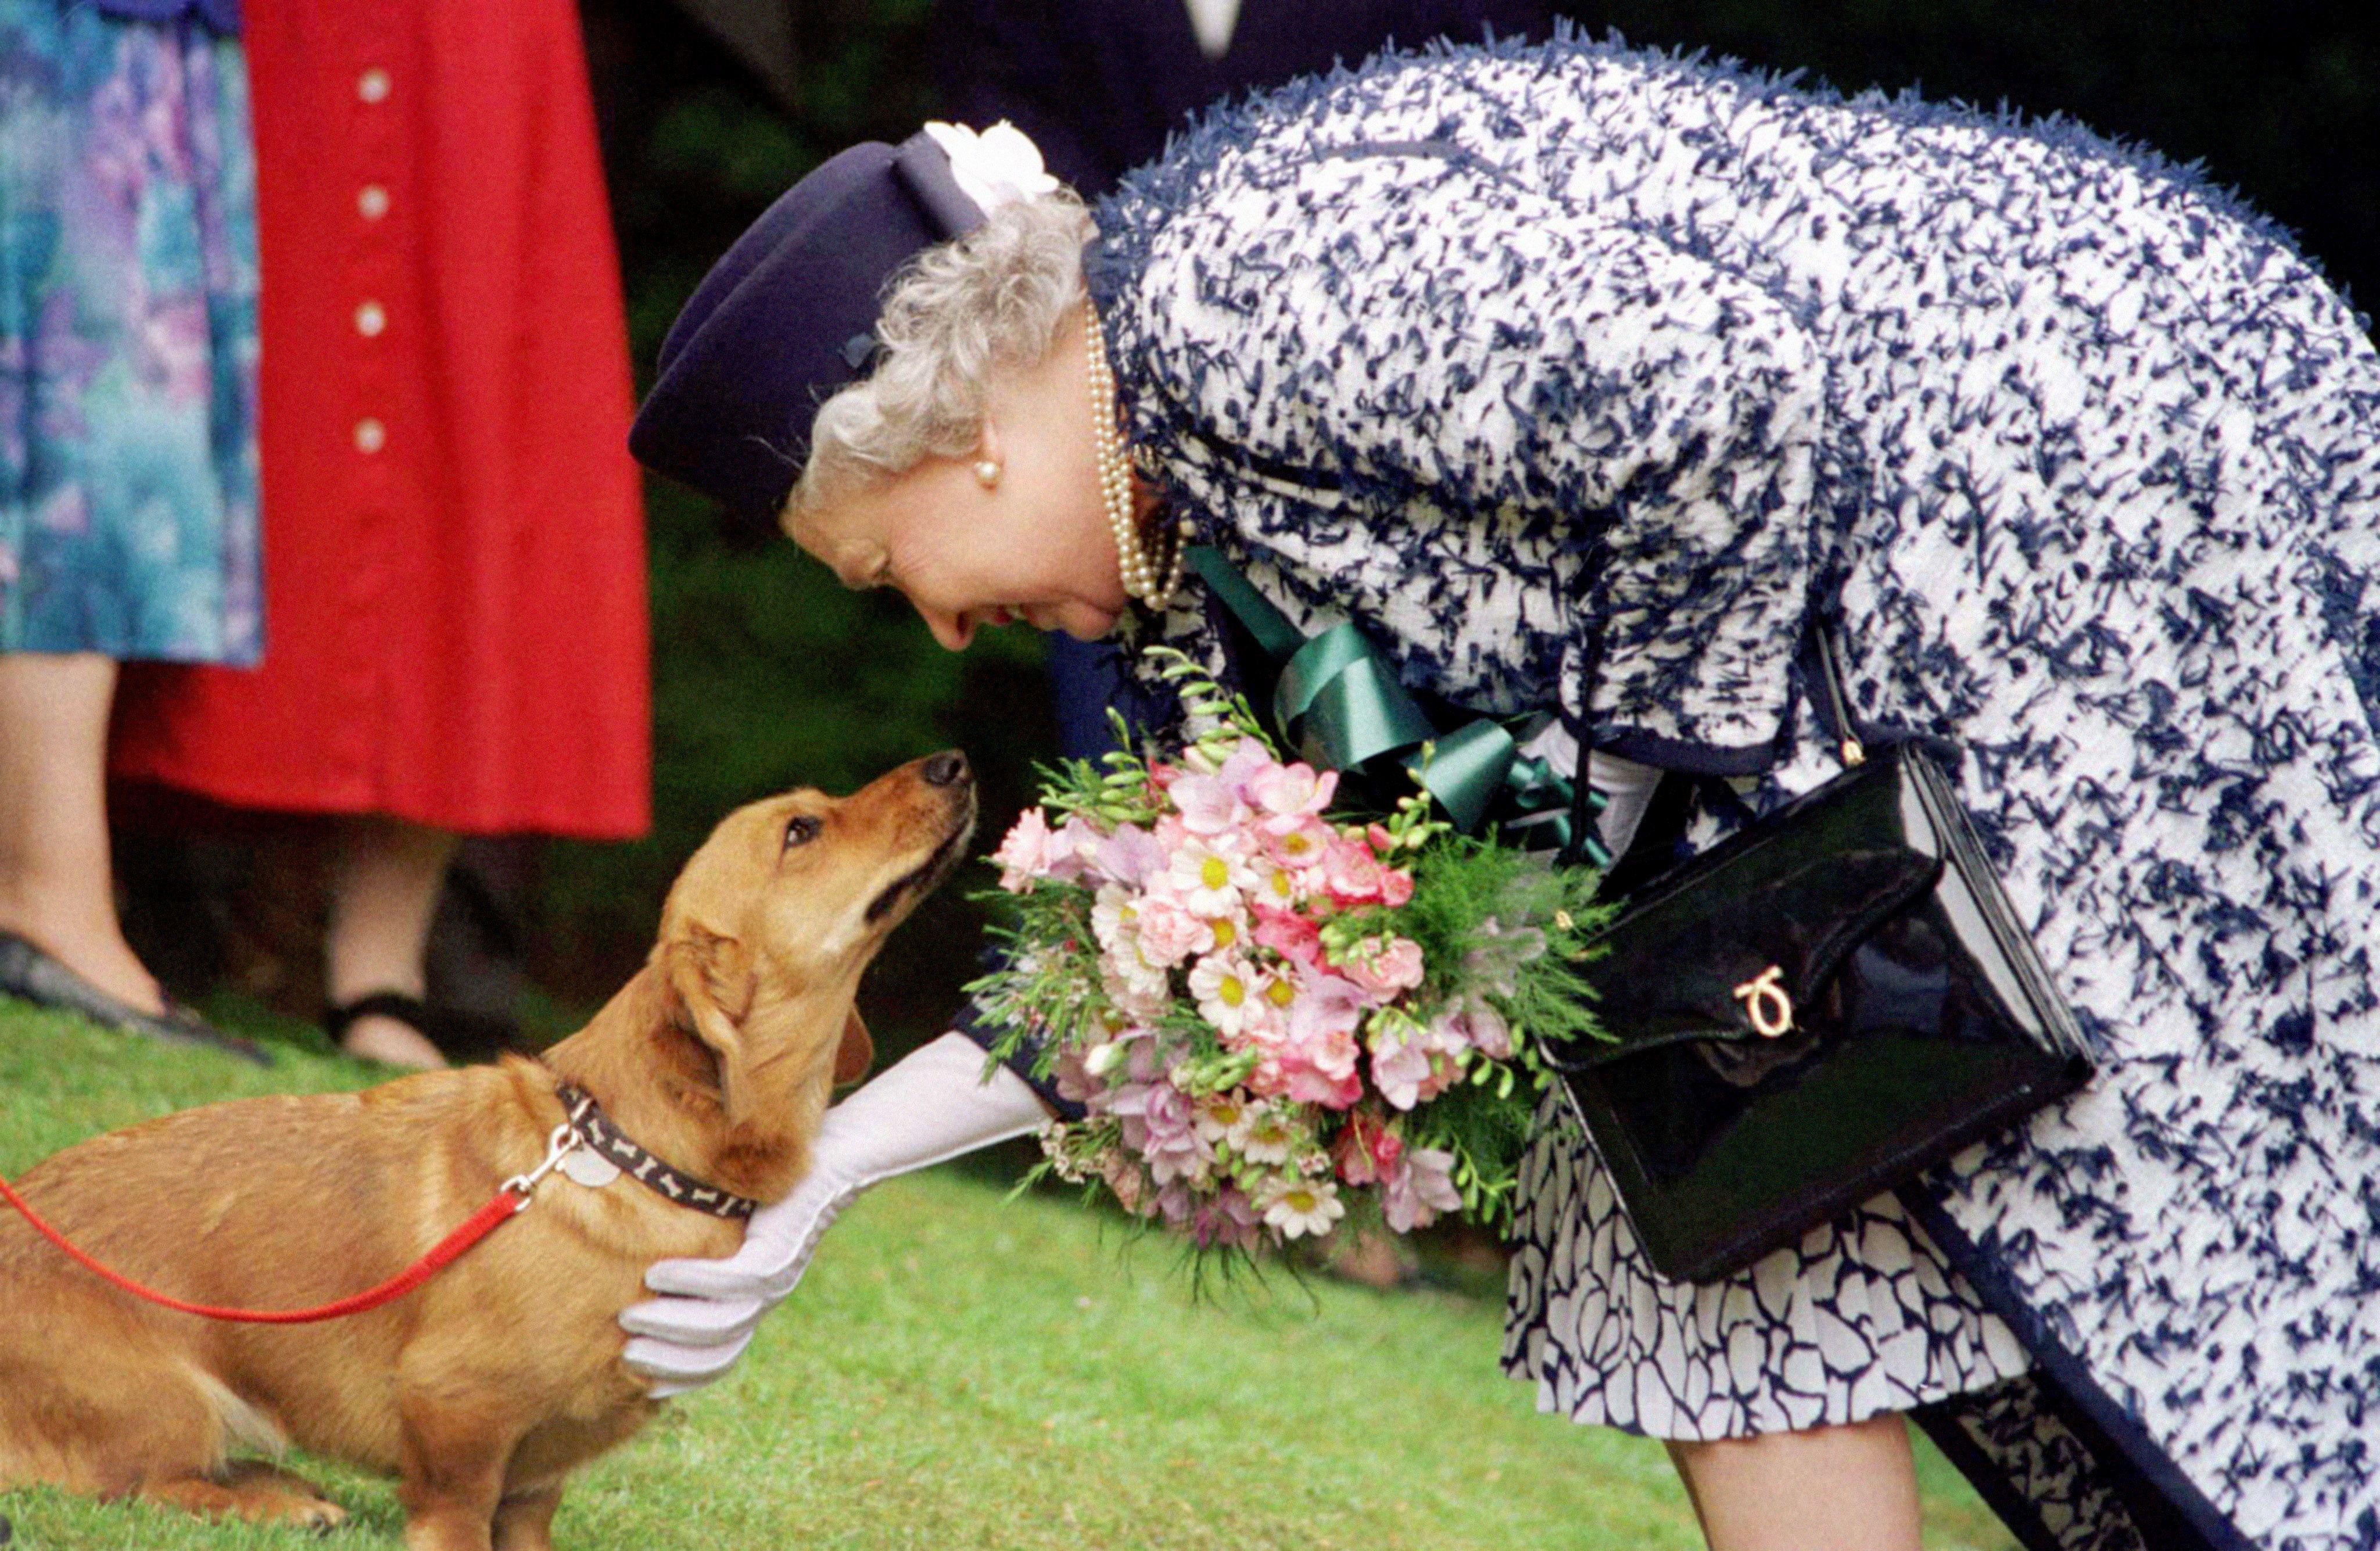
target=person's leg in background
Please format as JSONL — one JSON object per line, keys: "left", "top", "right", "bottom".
{"left": 1666, "top": 1414, "right": 1924, "bottom": 1551}
{"left": 324, "top": 815, "right": 457, "bottom": 1069}
{"left": 0, "top": 653, "right": 164, "bottom": 1014}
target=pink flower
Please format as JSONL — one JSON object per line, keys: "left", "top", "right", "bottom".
{"left": 1046, "top": 816, "right": 1101, "bottom": 883}
{"left": 1144, "top": 1130, "right": 1213, "bottom": 1188}
{"left": 1191, "top": 1188, "right": 1260, "bottom": 1249}
{"left": 1413, "top": 1057, "right": 1461, "bottom": 1106}
{"left": 1093, "top": 822, "right": 1166, "bottom": 887}
{"left": 1339, "top": 936, "right": 1425, "bottom": 1000}
{"left": 1432, "top": 1003, "right": 1512, "bottom": 1061}
{"left": 1377, "top": 866, "right": 1415, "bottom": 907}
{"left": 991, "top": 808, "right": 1059, "bottom": 890}
{"left": 1169, "top": 768, "right": 1246, "bottom": 834}
{"left": 1248, "top": 760, "right": 1338, "bottom": 819}
{"left": 1290, "top": 1069, "right": 1364, "bottom": 1112}
{"left": 1322, "top": 837, "right": 1386, "bottom": 905}
{"left": 1135, "top": 896, "right": 1213, "bottom": 967}
{"left": 1366, "top": 823, "right": 1397, "bottom": 854}
{"left": 1101, "top": 971, "right": 1171, "bottom": 1028}
{"left": 1466, "top": 1003, "right": 1513, "bottom": 1059}
{"left": 1370, "top": 1029, "right": 1434, "bottom": 1111}
{"left": 1286, "top": 963, "right": 1371, "bottom": 1041}
{"left": 1382, "top": 1148, "right": 1463, "bottom": 1233}
{"left": 1250, "top": 905, "right": 1325, "bottom": 970}
{"left": 1290, "top": 1018, "right": 1361, "bottom": 1081}
{"left": 1216, "top": 738, "right": 1277, "bottom": 796}
{"left": 1274, "top": 993, "right": 1364, "bottom": 1106}
{"left": 1332, "top": 1110, "right": 1403, "bottom": 1185}
{"left": 1280, "top": 1044, "right": 1363, "bottom": 1109}
{"left": 1261, "top": 815, "right": 1334, "bottom": 872}
{"left": 1110, "top": 1081, "right": 1210, "bottom": 1186}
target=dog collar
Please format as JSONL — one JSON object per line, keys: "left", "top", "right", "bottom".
{"left": 551, "top": 1080, "right": 758, "bottom": 1222}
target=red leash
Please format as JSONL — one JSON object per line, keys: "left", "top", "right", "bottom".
{"left": 0, "top": 1123, "right": 577, "bottom": 1325}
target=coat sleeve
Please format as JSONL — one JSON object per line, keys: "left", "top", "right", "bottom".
{"left": 1115, "top": 146, "right": 1830, "bottom": 766}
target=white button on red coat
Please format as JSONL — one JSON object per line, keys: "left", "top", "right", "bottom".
{"left": 357, "top": 184, "right": 390, "bottom": 220}
{"left": 354, "top": 418, "right": 387, "bottom": 453}
{"left": 358, "top": 67, "right": 392, "bottom": 103}
{"left": 356, "top": 302, "right": 387, "bottom": 338}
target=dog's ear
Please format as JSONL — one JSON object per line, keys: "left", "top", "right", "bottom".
{"left": 833, "top": 1006, "right": 874, "bottom": 1087}
{"left": 665, "top": 925, "right": 753, "bottom": 1121}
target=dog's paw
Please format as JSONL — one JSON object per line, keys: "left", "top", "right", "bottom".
{"left": 294, "top": 1498, "right": 349, "bottom": 1535}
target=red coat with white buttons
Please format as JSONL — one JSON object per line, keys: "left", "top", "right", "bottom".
{"left": 112, "top": 0, "right": 651, "bottom": 841}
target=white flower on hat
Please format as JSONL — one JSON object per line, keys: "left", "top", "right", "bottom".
{"left": 922, "top": 120, "right": 1060, "bottom": 215}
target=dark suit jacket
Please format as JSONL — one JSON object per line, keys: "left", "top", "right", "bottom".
{"left": 940, "top": 0, "right": 1552, "bottom": 197}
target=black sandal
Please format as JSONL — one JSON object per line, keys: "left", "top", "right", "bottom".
{"left": 324, "top": 991, "right": 525, "bottom": 1065}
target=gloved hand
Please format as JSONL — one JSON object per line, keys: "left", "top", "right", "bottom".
{"left": 1513, "top": 720, "right": 1662, "bottom": 859}
{"left": 1586, "top": 746, "right": 1662, "bottom": 857}
{"left": 619, "top": 1031, "right": 1049, "bottom": 1396}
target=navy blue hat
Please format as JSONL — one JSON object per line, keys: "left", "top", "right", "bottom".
{"left": 629, "top": 132, "right": 990, "bottom": 520}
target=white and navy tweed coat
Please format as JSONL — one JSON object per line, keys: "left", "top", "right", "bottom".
{"left": 1082, "top": 31, "right": 2380, "bottom": 1551}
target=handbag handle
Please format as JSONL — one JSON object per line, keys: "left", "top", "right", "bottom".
{"left": 1558, "top": 637, "right": 1604, "bottom": 868}
{"left": 1811, "top": 623, "right": 1868, "bottom": 769}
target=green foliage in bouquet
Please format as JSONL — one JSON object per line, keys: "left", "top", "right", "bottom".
{"left": 1371, "top": 836, "right": 1614, "bottom": 1227}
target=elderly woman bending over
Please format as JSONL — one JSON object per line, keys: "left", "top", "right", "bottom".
{"left": 619, "top": 37, "right": 2380, "bottom": 1551}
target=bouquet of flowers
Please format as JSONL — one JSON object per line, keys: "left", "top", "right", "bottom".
{"left": 969, "top": 652, "right": 1611, "bottom": 1262}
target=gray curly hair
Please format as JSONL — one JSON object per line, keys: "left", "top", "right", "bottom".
{"left": 786, "top": 190, "right": 1094, "bottom": 527}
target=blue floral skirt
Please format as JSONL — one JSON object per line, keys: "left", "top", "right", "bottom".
{"left": 0, "top": 1, "right": 260, "bottom": 663}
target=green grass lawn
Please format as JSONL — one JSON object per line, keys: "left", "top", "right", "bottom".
{"left": 0, "top": 1004, "right": 2019, "bottom": 1550}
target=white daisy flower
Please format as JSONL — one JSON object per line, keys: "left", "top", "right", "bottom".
{"left": 1166, "top": 836, "right": 1256, "bottom": 918}
{"left": 1259, "top": 1175, "right": 1345, "bottom": 1240}
{"left": 1187, "top": 951, "right": 1259, "bottom": 1036}
{"left": 1196, "top": 1092, "right": 1248, "bottom": 1144}
{"left": 1248, "top": 857, "right": 1305, "bottom": 911}
{"left": 1089, "top": 883, "right": 1140, "bottom": 959}
{"left": 1232, "top": 1103, "right": 1299, "bottom": 1165}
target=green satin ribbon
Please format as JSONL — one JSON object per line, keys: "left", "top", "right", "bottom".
{"left": 1185, "top": 547, "right": 1608, "bottom": 864}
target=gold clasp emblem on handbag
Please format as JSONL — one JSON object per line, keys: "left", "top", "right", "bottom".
{"left": 1732, "top": 966, "right": 1794, "bottom": 1038}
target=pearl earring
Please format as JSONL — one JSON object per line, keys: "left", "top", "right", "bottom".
{"left": 973, "top": 459, "right": 1001, "bottom": 489}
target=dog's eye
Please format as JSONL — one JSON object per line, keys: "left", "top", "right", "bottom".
{"left": 783, "top": 815, "right": 822, "bottom": 849}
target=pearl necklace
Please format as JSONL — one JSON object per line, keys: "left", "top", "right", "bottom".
{"left": 1085, "top": 310, "right": 1189, "bottom": 607}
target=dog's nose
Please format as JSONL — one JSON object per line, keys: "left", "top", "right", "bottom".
{"left": 921, "top": 750, "right": 970, "bottom": 787}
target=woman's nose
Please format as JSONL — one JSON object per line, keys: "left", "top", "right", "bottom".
{"left": 917, "top": 603, "right": 972, "bottom": 652}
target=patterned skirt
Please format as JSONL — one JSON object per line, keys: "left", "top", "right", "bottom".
{"left": 0, "top": 2, "right": 260, "bottom": 664}
{"left": 1500, "top": 1077, "right": 2035, "bottom": 1441}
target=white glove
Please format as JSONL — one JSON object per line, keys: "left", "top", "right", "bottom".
{"left": 619, "top": 1031, "right": 1049, "bottom": 1395}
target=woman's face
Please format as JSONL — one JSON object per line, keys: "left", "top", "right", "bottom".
{"left": 790, "top": 306, "right": 1127, "bottom": 651}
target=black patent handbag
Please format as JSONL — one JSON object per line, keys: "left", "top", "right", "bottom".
{"left": 1548, "top": 628, "right": 2095, "bottom": 1284}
